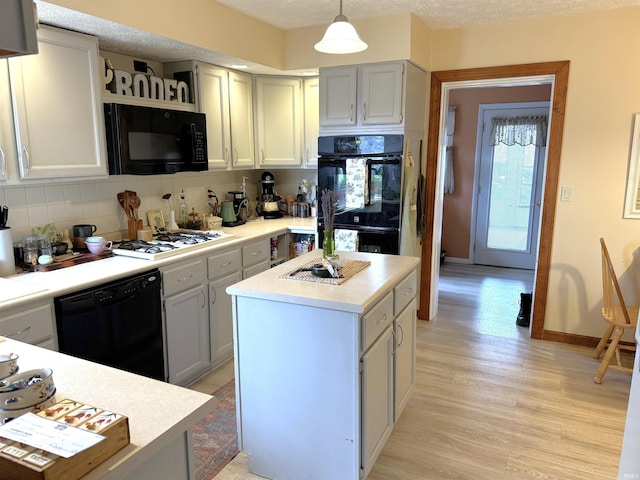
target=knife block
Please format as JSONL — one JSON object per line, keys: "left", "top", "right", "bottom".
{"left": 127, "top": 219, "right": 143, "bottom": 240}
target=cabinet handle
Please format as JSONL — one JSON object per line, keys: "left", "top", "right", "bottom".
{"left": 5, "top": 325, "right": 31, "bottom": 341}
{"left": 210, "top": 285, "right": 217, "bottom": 305}
{"left": 396, "top": 322, "right": 404, "bottom": 348}
{"left": 350, "top": 104, "right": 354, "bottom": 123}
{"left": 363, "top": 102, "right": 367, "bottom": 121}
{"left": 403, "top": 287, "right": 413, "bottom": 296}
{"left": 177, "top": 274, "right": 193, "bottom": 282}
{"left": 376, "top": 313, "right": 387, "bottom": 325}
{"left": 391, "top": 326, "right": 398, "bottom": 355}
{"left": 199, "top": 291, "right": 206, "bottom": 308}
{"left": 260, "top": 149, "right": 265, "bottom": 165}
{"left": 0, "top": 146, "right": 5, "bottom": 177}
{"left": 220, "top": 261, "right": 232, "bottom": 268}
{"left": 233, "top": 148, "right": 239, "bottom": 165}
{"left": 22, "top": 146, "right": 30, "bottom": 176}
{"left": 225, "top": 147, "right": 230, "bottom": 165}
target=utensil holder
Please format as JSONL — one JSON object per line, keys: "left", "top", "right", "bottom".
{"left": 127, "top": 219, "right": 143, "bottom": 240}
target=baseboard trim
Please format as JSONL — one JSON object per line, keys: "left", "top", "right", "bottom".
{"left": 543, "top": 330, "right": 599, "bottom": 347}
{"left": 543, "top": 329, "right": 635, "bottom": 348}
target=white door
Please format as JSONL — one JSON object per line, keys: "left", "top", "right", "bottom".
{"left": 473, "top": 103, "right": 549, "bottom": 269}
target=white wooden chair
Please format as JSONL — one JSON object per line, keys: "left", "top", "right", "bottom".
{"left": 593, "top": 238, "right": 638, "bottom": 383}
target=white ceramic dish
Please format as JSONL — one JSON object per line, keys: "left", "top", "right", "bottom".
{"left": 0, "top": 353, "right": 18, "bottom": 380}
{"left": 0, "top": 368, "right": 56, "bottom": 410}
{"left": 0, "top": 389, "right": 57, "bottom": 424}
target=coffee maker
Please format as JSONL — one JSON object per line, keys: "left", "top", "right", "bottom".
{"left": 222, "top": 191, "right": 248, "bottom": 227}
{"left": 258, "top": 171, "right": 282, "bottom": 219}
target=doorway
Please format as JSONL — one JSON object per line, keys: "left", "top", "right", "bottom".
{"left": 472, "top": 102, "right": 549, "bottom": 270}
{"left": 418, "top": 61, "right": 570, "bottom": 341}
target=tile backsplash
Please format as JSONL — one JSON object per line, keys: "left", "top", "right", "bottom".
{"left": 0, "top": 168, "right": 316, "bottom": 245}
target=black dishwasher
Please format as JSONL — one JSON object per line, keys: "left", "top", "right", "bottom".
{"left": 54, "top": 269, "right": 165, "bottom": 381}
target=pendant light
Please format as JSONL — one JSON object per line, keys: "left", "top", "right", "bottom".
{"left": 314, "top": 0, "right": 368, "bottom": 54}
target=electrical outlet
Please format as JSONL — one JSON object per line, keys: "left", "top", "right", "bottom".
{"left": 133, "top": 60, "right": 148, "bottom": 73}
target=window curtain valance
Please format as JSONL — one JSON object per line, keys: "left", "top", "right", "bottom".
{"left": 489, "top": 115, "right": 548, "bottom": 147}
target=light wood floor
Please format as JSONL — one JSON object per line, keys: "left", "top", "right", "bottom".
{"left": 193, "top": 263, "right": 633, "bottom": 480}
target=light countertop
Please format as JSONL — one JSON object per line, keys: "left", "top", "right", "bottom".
{"left": 0, "top": 217, "right": 316, "bottom": 312}
{"left": 226, "top": 251, "right": 420, "bottom": 314}
{"left": 0, "top": 336, "right": 217, "bottom": 479}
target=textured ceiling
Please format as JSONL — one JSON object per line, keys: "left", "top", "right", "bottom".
{"left": 216, "top": 0, "right": 640, "bottom": 29}
{"left": 35, "top": 0, "right": 640, "bottom": 75}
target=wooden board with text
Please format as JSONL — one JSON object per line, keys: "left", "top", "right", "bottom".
{"left": 0, "top": 398, "right": 130, "bottom": 480}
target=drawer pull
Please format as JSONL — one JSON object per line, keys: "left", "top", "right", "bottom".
{"left": 376, "top": 313, "right": 387, "bottom": 325}
{"left": 178, "top": 274, "right": 193, "bottom": 282}
{"left": 404, "top": 287, "right": 413, "bottom": 296}
{"left": 6, "top": 325, "right": 31, "bottom": 340}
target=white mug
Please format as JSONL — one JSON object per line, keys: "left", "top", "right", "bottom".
{"left": 86, "top": 240, "right": 112, "bottom": 255}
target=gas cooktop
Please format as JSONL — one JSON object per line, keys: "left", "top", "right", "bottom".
{"left": 112, "top": 230, "right": 234, "bottom": 260}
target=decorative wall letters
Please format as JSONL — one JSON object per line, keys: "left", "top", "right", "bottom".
{"left": 103, "top": 64, "right": 192, "bottom": 104}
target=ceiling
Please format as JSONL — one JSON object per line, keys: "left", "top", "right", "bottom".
{"left": 35, "top": 0, "right": 640, "bottom": 75}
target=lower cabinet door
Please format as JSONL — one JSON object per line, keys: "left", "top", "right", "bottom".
{"left": 209, "top": 271, "right": 241, "bottom": 368}
{"left": 361, "top": 325, "right": 394, "bottom": 477}
{"left": 164, "top": 285, "right": 210, "bottom": 386}
{"left": 394, "top": 298, "right": 416, "bottom": 421}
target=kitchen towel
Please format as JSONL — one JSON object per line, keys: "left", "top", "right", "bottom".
{"left": 335, "top": 229, "right": 359, "bottom": 252}
{"left": 345, "top": 158, "right": 369, "bottom": 209}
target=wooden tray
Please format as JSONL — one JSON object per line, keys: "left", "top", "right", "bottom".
{"left": 19, "top": 251, "right": 113, "bottom": 272}
{"left": 0, "top": 398, "right": 130, "bottom": 480}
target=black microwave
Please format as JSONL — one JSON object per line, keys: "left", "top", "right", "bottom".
{"left": 104, "top": 103, "right": 208, "bottom": 175}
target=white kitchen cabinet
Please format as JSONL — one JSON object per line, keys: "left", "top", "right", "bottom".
{"left": 229, "top": 253, "right": 419, "bottom": 480}
{"left": 0, "top": 0, "right": 38, "bottom": 58}
{"left": 165, "top": 61, "right": 254, "bottom": 170}
{"left": 207, "top": 247, "right": 242, "bottom": 369}
{"left": 8, "top": 25, "right": 107, "bottom": 179}
{"left": 0, "top": 60, "right": 17, "bottom": 182}
{"left": 162, "top": 257, "right": 211, "bottom": 386}
{"left": 0, "top": 300, "right": 56, "bottom": 350}
{"left": 394, "top": 298, "right": 416, "bottom": 420}
{"left": 303, "top": 76, "right": 319, "bottom": 168}
{"left": 255, "top": 76, "right": 302, "bottom": 167}
{"left": 241, "top": 237, "right": 270, "bottom": 279}
{"left": 361, "top": 324, "right": 394, "bottom": 478}
{"left": 319, "top": 61, "right": 427, "bottom": 134}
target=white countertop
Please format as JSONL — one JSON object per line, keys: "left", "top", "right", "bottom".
{"left": 0, "top": 336, "right": 217, "bottom": 480}
{"left": 0, "top": 217, "right": 316, "bottom": 311}
{"left": 226, "top": 251, "right": 420, "bottom": 314}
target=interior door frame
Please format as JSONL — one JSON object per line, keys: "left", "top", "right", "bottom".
{"left": 418, "top": 61, "right": 570, "bottom": 340}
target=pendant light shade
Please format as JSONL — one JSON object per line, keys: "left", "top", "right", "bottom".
{"left": 314, "top": 1, "right": 367, "bottom": 54}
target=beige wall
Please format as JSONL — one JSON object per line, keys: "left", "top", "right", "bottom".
{"left": 431, "top": 7, "right": 640, "bottom": 338}
{"left": 442, "top": 85, "right": 552, "bottom": 260}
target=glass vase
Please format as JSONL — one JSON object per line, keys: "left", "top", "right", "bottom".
{"left": 322, "top": 230, "right": 335, "bottom": 259}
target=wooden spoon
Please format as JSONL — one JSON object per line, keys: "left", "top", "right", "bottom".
{"left": 129, "top": 195, "right": 141, "bottom": 222}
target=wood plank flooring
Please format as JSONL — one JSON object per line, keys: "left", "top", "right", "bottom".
{"left": 196, "top": 263, "right": 632, "bottom": 480}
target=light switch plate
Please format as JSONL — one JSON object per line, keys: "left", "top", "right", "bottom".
{"left": 560, "top": 185, "right": 573, "bottom": 202}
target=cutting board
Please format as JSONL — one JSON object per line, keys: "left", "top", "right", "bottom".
{"left": 19, "top": 251, "right": 113, "bottom": 272}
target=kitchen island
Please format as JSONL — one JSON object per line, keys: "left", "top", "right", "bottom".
{"left": 0, "top": 336, "right": 217, "bottom": 480}
{"left": 227, "top": 251, "right": 419, "bottom": 480}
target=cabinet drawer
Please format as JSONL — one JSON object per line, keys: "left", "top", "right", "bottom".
{"left": 208, "top": 248, "right": 241, "bottom": 280}
{"left": 242, "top": 239, "right": 269, "bottom": 268}
{"left": 361, "top": 291, "right": 393, "bottom": 352}
{"left": 162, "top": 258, "right": 206, "bottom": 297}
{"left": 0, "top": 301, "right": 54, "bottom": 346}
{"left": 394, "top": 269, "right": 417, "bottom": 315}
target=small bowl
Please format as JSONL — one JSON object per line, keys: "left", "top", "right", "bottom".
{"left": 0, "top": 389, "right": 57, "bottom": 424}
{"left": 0, "top": 353, "right": 18, "bottom": 380}
{"left": 51, "top": 242, "right": 68, "bottom": 256}
{"left": 0, "top": 368, "right": 56, "bottom": 410}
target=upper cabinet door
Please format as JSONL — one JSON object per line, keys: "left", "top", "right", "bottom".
{"left": 196, "top": 63, "right": 231, "bottom": 170}
{"left": 303, "top": 76, "right": 319, "bottom": 168}
{"left": 319, "top": 66, "right": 357, "bottom": 127}
{"left": 9, "top": 26, "right": 107, "bottom": 179}
{"left": 255, "top": 76, "right": 302, "bottom": 167}
{"left": 228, "top": 71, "right": 255, "bottom": 169}
{"left": 360, "top": 63, "right": 404, "bottom": 125}
{"left": 0, "top": 60, "right": 17, "bottom": 182}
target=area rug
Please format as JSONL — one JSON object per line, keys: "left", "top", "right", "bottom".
{"left": 192, "top": 379, "right": 239, "bottom": 480}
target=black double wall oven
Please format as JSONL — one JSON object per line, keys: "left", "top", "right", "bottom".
{"left": 317, "top": 134, "right": 404, "bottom": 254}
